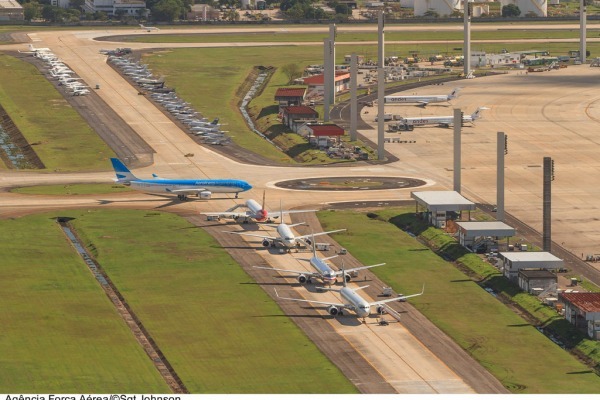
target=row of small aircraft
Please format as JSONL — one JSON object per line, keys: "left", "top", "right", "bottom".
{"left": 110, "top": 158, "right": 424, "bottom": 321}
{"left": 21, "top": 45, "right": 90, "bottom": 96}
{"left": 378, "top": 86, "right": 489, "bottom": 129}
{"left": 107, "top": 53, "right": 230, "bottom": 145}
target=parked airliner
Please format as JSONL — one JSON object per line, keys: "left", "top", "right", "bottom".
{"left": 202, "top": 192, "right": 314, "bottom": 223}
{"left": 110, "top": 158, "right": 251, "bottom": 201}
{"left": 254, "top": 240, "right": 384, "bottom": 285}
{"left": 226, "top": 218, "right": 345, "bottom": 251}
{"left": 276, "top": 268, "right": 424, "bottom": 321}
{"left": 395, "top": 107, "right": 489, "bottom": 130}
{"left": 384, "top": 88, "right": 460, "bottom": 107}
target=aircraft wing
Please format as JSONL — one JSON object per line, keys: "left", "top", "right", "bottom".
{"left": 417, "top": 101, "right": 429, "bottom": 106}
{"left": 268, "top": 210, "right": 318, "bottom": 219}
{"left": 335, "top": 263, "right": 386, "bottom": 276}
{"left": 370, "top": 285, "right": 425, "bottom": 306}
{"left": 297, "top": 229, "right": 346, "bottom": 242}
{"left": 202, "top": 211, "right": 247, "bottom": 219}
{"left": 225, "top": 231, "right": 278, "bottom": 241}
{"left": 275, "top": 289, "right": 346, "bottom": 309}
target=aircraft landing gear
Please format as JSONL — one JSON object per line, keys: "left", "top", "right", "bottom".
{"left": 177, "top": 194, "right": 187, "bottom": 201}
{"left": 235, "top": 193, "right": 239, "bottom": 199}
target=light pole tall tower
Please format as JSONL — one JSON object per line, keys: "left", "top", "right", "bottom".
{"left": 329, "top": 24, "right": 336, "bottom": 104}
{"left": 323, "top": 38, "right": 332, "bottom": 122}
{"left": 350, "top": 53, "right": 358, "bottom": 141}
{"left": 377, "top": 10, "right": 385, "bottom": 160}
{"left": 463, "top": 0, "right": 471, "bottom": 77}
{"left": 580, "top": 0, "right": 587, "bottom": 63}
{"left": 453, "top": 109, "right": 462, "bottom": 193}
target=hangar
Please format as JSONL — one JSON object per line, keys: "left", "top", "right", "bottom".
{"left": 559, "top": 293, "right": 600, "bottom": 339}
{"left": 499, "top": 252, "right": 563, "bottom": 282}
{"left": 411, "top": 191, "right": 476, "bottom": 229}
{"left": 455, "top": 221, "right": 516, "bottom": 253}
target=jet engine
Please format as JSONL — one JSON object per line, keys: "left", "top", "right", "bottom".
{"left": 376, "top": 306, "right": 386, "bottom": 314}
{"left": 262, "top": 239, "right": 271, "bottom": 247}
{"left": 305, "top": 238, "right": 312, "bottom": 246}
{"left": 298, "top": 275, "right": 308, "bottom": 284}
{"left": 199, "top": 191, "right": 212, "bottom": 199}
{"left": 328, "top": 305, "right": 340, "bottom": 316}
{"left": 344, "top": 273, "right": 352, "bottom": 283}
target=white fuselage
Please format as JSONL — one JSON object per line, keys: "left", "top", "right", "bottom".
{"left": 276, "top": 223, "right": 298, "bottom": 248}
{"left": 400, "top": 115, "right": 473, "bottom": 126}
{"left": 130, "top": 179, "right": 248, "bottom": 195}
{"left": 340, "top": 287, "right": 371, "bottom": 318}
{"left": 310, "top": 256, "right": 337, "bottom": 284}
{"left": 384, "top": 95, "right": 449, "bottom": 104}
{"left": 245, "top": 199, "right": 268, "bottom": 221}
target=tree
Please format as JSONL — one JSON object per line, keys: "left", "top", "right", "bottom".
{"left": 151, "top": 0, "right": 184, "bottom": 21}
{"left": 281, "top": 63, "right": 302, "bottom": 84}
{"left": 501, "top": 3, "right": 520, "bottom": 17}
{"left": 22, "top": 1, "right": 40, "bottom": 20}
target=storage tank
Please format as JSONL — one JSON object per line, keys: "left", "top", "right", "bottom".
{"left": 498, "top": 0, "right": 547, "bottom": 17}
{"left": 414, "top": 0, "right": 460, "bottom": 16}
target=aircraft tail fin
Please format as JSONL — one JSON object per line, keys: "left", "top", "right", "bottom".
{"left": 110, "top": 158, "right": 138, "bottom": 184}
{"left": 449, "top": 87, "right": 461, "bottom": 99}
{"left": 211, "top": 118, "right": 220, "bottom": 126}
{"left": 471, "top": 106, "right": 489, "bottom": 121}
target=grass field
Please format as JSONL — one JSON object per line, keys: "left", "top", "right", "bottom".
{"left": 12, "top": 183, "right": 131, "bottom": 195}
{"left": 0, "top": 213, "right": 169, "bottom": 392}
{"left": 0, "top": 53, "right": 116, "bottom": 171}
{"left": 125, "top": 28, "right": 600, "bottom": 44}
{"left": 67, "top": 209, "right": 357, "bottom": 393}
{"left": 318, "top": 208, "right": 600, "bottom": 394}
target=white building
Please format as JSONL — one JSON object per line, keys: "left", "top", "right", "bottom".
{"left": 498, "top": 0, "right": 547, "bottom": 17}
{"left": 498, "top": 251, "right": 563, "bottom": 281}
{"left": 83, "top": 0, "right": 146, "bottom": 16}
{"left": 0, "top": 0, "right": 23, "bottom": 20}
{"left": 414, "top": 0, "right": 460, "bottom": 16}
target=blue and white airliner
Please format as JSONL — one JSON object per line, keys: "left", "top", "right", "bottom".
{"left": 110, "top": 158, "right": 252, "bottom": 201}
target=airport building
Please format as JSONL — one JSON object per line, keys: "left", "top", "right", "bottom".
{"left": 518, "top": 269, "right": 557, "bottom": 295}
{"left": 455, "top": 221, "right": 515, "bottom": 253}
{"left": 411, "top": 191, "right": 476, "bottom": 229}
{"left": 302, "top": 72, "right": 351, "bottom": 97}
{"left": 274, "top": 88, "right": 307, "bottom": 111}
{"left": 280, "top": 106, "right": 318, "bottom": 131}
{"left": 559, "top": 293, "right": 600, "bottom": 339}
{"left": 0, "top": 0, "right": 23, "bottom": 21}
{"left": 83, "top": 0, "right": 147, "bottom": 17}
{"left": 498, "top": 252, "right": 563, "bottom": 282}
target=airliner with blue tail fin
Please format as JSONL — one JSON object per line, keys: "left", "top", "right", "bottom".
{"left": 110, "top": 158, "right": 252, "bottom": 201}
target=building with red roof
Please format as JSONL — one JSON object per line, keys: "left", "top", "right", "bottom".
{"left": 302, "top": 72, "right": 351, "bottom": 96}
{"left": 274, "top": 88, "right": 307, "bottom": 111}
{"left": 280, "top": 106, "right": 318, "bottom": 131}
{"left": 559, "top": 292, "right": 600, "bottom": 339}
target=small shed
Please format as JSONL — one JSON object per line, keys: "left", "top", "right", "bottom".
{"left": 559, "top": 292, "right": 600, "bottom": 339}
{"left": 499, "top": 252, "right": 563, "bottom": 282}
{"left": 306, "top": 124, "right": 345, "bottom": 147}
{"left": 281, "top": 106, "right": 318, "bottom": 131}
{"left": 411, "top": 191, "right": 476, "bottom": 229}
{"left": 274, "top": 88, "right": 307, "bottom": 111}
{"left": 455, "top": 221, "right": 515, "bottom": 252}
{"left": 518, "top": 269, "right": 557, "bottom": 295}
